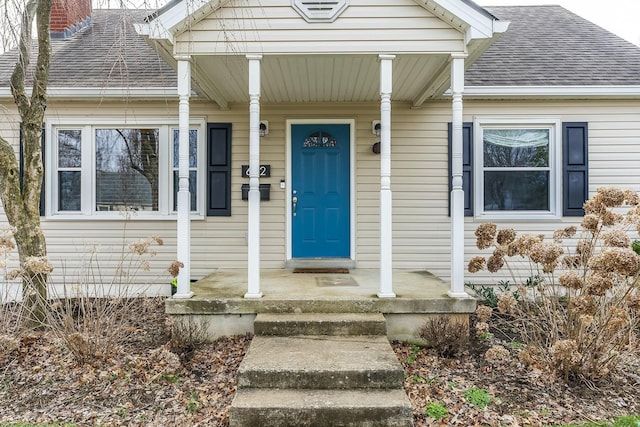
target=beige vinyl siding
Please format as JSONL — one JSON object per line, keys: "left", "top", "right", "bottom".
{"left": 1, "top": 98, "right": 640, "bottom": 290}
{"left": 460, "top": 100, "right": 640, "bottom": 285}
{"left": 175, "top": 0, "right": 464, "bottom": 55}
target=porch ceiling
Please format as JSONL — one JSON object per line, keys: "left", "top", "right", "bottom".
{"left": 191, "top": 53, "right": 451, "bottom": 106}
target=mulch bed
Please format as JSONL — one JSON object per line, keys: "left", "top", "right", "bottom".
{"left": 0, "top": 298, "right": 638, "bottom": 426}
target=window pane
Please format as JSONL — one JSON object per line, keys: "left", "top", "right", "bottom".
{"left": 483, "top": 129, "right": 549, "bottom": 167}
{"left": 173, "top": 129, "right": 198, "bottom": 168}
{"left": 95, "top": 128, "right": 159, "bottom": 211}
{"left": 58, "top": 171, "right": 81, "bottom": 211}
{"left": 484, "top": 171, "right": 549, "bottom": 211}
{"left": 58, "top": 129, "right": 82, "bottom": 168}
{"left": 173, "top": 171, "right": 197, "bottom": 211}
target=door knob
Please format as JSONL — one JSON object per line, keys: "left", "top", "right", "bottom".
{"left": 292, "top": 196, "right": 298, "bottom": 217}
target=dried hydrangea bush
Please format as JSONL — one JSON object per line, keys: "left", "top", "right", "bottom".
{"left": 469, "top": 187, "right": 640, "bottom": 383}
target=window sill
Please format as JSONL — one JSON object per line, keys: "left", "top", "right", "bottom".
{"left": 45, "top": 213, "right": 206, "bottom": 221}
{"left": 473, "top": 212, "right": 561, "bottom": 222}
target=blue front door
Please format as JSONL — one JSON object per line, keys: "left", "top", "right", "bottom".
{"left": 291, "top": 124, "right": 350, "bottom": 258}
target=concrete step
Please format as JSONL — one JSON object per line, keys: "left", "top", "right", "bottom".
{"left": 230, "top": 388, "right": 414, "bottom": 427}
{"left": 254, "top": 313, "right": 387, "bottom": 336}
{"left": 237, "top": 335, "right": 404, "bottom": 389}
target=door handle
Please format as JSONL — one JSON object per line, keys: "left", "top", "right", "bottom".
{"left": 292, "top": 196, "right": 298, "bottom": 217}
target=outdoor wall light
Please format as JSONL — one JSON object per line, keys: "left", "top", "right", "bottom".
{"left": 372, "top": 141, "right": 381, "bottom": 154}
{"left": 259, "top": 121, "right": 269, "bottom": 137}
{"left": 372, "top": 120, "right": 381, "bottom": 137}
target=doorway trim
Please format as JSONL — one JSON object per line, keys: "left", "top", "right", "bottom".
{"left": 286, "top": 118, "right": 356, "bottom": 263}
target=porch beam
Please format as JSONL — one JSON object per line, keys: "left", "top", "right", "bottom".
{"left": 174, "top": 56, "right": 194, "bottom": 299}
{"left": 191, "top": 60, "right": 230, "bottom": 110}
{"left": 245, "top": 54, "right": 263, "bottom": 299}
{"left": 449, "top": 54, "right": 470, "bottom": 298}
{"left": 412, "top": 57, "right": 452, "bottom": 107}
{"left": 378, "top": 54, "right": 396, "bottom": 298}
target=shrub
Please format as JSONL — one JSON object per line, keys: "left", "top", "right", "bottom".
{"left": 466, "top": 280, "right": 520, "bottom": 308}
{"left": 418, "top": 316, "right": 469, "bottom": 357}
{"left": 44, "top": 234, "right": 167, "bottom": 366}
{"left": 169, "top": 316, "right": 209, "bottom": 361}
{"left": 468, "top": 187, "right": 640, "bottom": 383}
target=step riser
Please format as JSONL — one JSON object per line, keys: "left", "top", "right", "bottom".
{"left": 229, "top": 407, "right": 413, "bottom": 427}
{"left": 230, "top": 314, "right": 415, "bottom": 427}
{"left": 238, "top": 369, "right": 404, "bottom": 389}
{"left": 254, "top": 320, "right": 387, "bottom": 336}
{"left": 253, "top": 313, "right": 388, "bottom": 337}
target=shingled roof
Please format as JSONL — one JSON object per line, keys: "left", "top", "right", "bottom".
{"left": 1, "top": 4, "right": 639, "bottom": 91}
{"left": 0, "top": 9, "right": 176, "bottom": 89}
{"left": 466, "top": 5, "right": 640, "bottom": 86}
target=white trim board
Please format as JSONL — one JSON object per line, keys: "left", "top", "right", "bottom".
{"left": 456, "top": 86, "right": 640, "bottom": 99}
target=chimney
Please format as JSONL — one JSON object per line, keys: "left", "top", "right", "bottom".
{"left": 50, "top": 0, "right": 92, "bottom": 40}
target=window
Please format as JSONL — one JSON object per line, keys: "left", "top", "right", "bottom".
{"left": 474, "top": 119, "right": 562, "bottom": 219}
{"left": 95, "top": 128, "right": 159, "bottom": 212}
{"left": 448, "top": 119, "right": 589, "bottom": 219}
{"left": 56, "top": 129, "right": 82, "bottom": 211}
{"left": 48, "top": 120, "right": 205, "bottom": 218}
{"left": 172, "top": 129, "right": 198, "bottom": 211}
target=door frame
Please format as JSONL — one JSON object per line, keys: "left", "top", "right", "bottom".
{"left": 286, "top": 118, "right": 356, "bottom": 262}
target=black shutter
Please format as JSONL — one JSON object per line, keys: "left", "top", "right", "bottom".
{"left": 562, "top": 122, "right": 588, "bottom": 216}
{"left": 207, "top": 123, "right": 232, "bottom": 216}
{"left": 19, "top": 125, "right": 46, "bottom": 216}
{"left": 448, "top": 122, "right": 473, "bottom": 216}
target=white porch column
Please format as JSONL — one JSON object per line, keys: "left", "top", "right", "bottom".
{"left": 245, "top": 54, "right": 263, "bottom": 299}
{"left": 449, "top": 54, "right": 470, "bottom": 298}
{"left": 174, "top": 56, "right": 193, "bottom": 299}
{"left": 378, "top": 54, "right": 396, "bottom": 298}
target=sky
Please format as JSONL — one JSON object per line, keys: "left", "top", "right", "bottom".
{"left": 474, "top": 0, "right": 640, "bottom": 46}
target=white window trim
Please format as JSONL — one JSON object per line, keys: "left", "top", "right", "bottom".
{"left": 473, "top": 117, "right": 562, "bottom": 221}
{"left": 45, "top": 118, "right": 206, "bottom": 220}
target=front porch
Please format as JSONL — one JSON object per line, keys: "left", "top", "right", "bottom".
{"left": 166, "top": 268, "right": 476, "bottom": 341}
{"left": 135, "top": 0, "right": 510, "bottom": 304}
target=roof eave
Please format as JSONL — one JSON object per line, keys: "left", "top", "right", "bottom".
{"left": 418, "top": 0, "right": 509, "bottom": 43}
{"left": 0, "top": 87, "right": 181, "bottom": 100}
{"left": 449, "top": 85, "right": 640, "bottom": 99}
{"left": 136, "top": 0, "right": 230, "bottom": 41}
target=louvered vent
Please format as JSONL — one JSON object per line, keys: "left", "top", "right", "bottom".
{"left": 292, "top": 0, "right": 348, "bottom": 22}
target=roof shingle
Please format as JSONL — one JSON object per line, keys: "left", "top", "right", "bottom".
{"left": 1, "top": 4, "right": 639, "bottom": 90}
{"left": 465, "top": 5, "right": 640, "bottom": 86}
{"left": 0, "top": 9, "right": 176, "bottom": 88}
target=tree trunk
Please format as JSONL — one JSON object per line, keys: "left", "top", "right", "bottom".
{"left": 0, "top": 0, "right": 54, "bottom": 328}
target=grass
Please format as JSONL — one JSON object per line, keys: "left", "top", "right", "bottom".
{"left": 551, "top": 415, "right": 640, "bottom": 427}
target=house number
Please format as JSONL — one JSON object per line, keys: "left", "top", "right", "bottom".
{"left": 242, "top": 165, "right": 271, "bottom": 177}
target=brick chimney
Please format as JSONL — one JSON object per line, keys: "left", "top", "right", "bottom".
{"left": 50, "top": 0, "right": 92, "bottom": 40}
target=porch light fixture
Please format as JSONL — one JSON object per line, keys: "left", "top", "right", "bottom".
{"left": 372, "top": 120, "right": 381, "bottom": 137}
{"left": 372, "top": 141, "right": 381, "bottom": 154}
{"left": 372, "top": 121, "right": 381, "bottom": 153}
{"left": 259, "top": 121, "right": 269, "bottom": 137}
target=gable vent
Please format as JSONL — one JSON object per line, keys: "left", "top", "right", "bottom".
{"left": 292, "top": 0, "right": 348, "bottom": 22}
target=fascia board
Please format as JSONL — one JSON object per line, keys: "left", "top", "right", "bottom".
{"left": 421, "top": 0, "right": 499, "bottom": 40}
{"left": 449, "top": 85, "right": 640, "bottom": 98}
{"left": 0, "top": 87, "right": 181, "bottom": 99}
{"left": 465, "top": 20, "right": 509, "bottom": 44}
{"left": 139, "top": 0, "right": 229, "bottom": 41}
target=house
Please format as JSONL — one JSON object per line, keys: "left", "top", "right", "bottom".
{"left": 1, "top": 0, "right": 640, "bottom": 336}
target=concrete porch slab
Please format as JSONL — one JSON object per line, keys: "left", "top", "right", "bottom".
{"left": 165, "top": 269, "right": 476, "bottom": 341}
